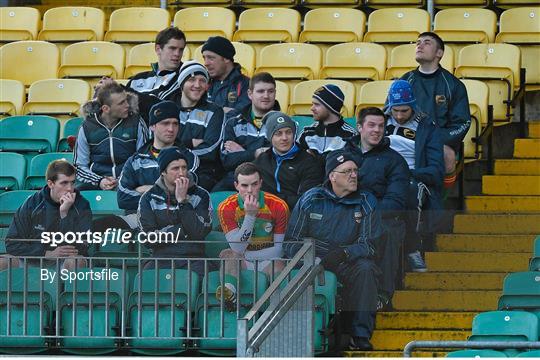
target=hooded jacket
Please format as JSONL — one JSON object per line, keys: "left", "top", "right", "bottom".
{"left": 206, "top": 63, "right": 250, "bottom": 111}
{"left": 75, "top": 93, "right": 149, "bottom": 188}
{"left": 6, "top": 187, "right": 92, "bottom": 257}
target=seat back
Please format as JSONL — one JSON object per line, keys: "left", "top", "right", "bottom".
{"left": 355, "top": 80, "right": 393, "bottom": 116}
{"left": 257, "top": 43, "right": 322, "bottom": 80}
{"left": 58, "top": 116, "right": 83, "bottom": 151}
{"left": 498, "top": 271, "right": 540, "bottom": 311}
{"left": 0, "top": 190, "right": 36, "bottom": 226}
{"left": 0, "top": 41, "right": 60, "bottom": 87}
{"left": 210, "top": 191, "right": 236, "bottom": 231}
{"left": 0, "top": 152, "right": 26, "bottom": 191}
{"left": 461, "top": 79, "right": 489, "bottom": 158}
{"left": 365, "top": 0, "right": 424, "bottom": 5}
{"left": 385, "top": 43, "right": 454, "bottom": 79}
{"left": 80, "top": 190, "right": 122, "bottom": 217}
{"left": 496, "top": 7, "right": 540, "bottom": 44}
{"left": 470, "top": 310, "right": 539, "bottom": 342}
{"left": 299, "top": 8, "right": 366, "bottom": 44}
{"left": 517, "top": 350, "right": 540, "bottom": 357}
{"left": 234, "top": 8, "right": 301, "bottom": 43}
{"left": 0, "top": 79, "right": 25, "bottom": 117}
{"left": 174, "top": 7, "right": 236, "bottom": 43}
{"left": 275, "top": 80, "right": 289, "bottom": 113}
{"left": 321, "top": 42, "right": 387, "bottom": 82}
{"left": 132, "top": 269, "right": 199, "bottom": 309}
{"left": 23, "top": 79, "right": 91, "bottom": 117}
{"left": 434, "top": 8, "right": 497, "bottom": 44}
{"left": 0, "top": 7, "right": 40, "bottom": 42}
{"left": 447, "top": 350, "right": 508, "bottom": 357}
{"left": 195, "top": 42, "right": 255, "bottom": 77}
{"left": 25, "top": 152, "right": 74, "bottom": 190}
{"left": 531, "top": 237, "right": 540, "bottom": 271}
{"left": 59, "top": 41, "right": 125, "bottom": 79}
{"left": 124, "top": 42, "right": 158, "bottom": 79}
{"left": 0, "top": 115, "right": 60, "bottom": 154}
{"left": 289, "top": 79, "right": 355, "bottom": 117}
{"left": 38, "top": 7, "right": 105, "bottom": 42}
{"left": 105, "top": 7, "right": 170, "bottom": 44}
{"left": 364, "top": 8, "right": 430, "bottom": 43}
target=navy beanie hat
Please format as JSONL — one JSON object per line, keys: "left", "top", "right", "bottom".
{"left": 158, "top": 147, "right": 190, "bottom": 173}
{"left": 313, "top": 84, "right": 345, "bottom": 116}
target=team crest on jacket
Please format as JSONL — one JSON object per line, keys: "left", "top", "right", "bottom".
{"left": 403, "top": 128, "right": 416, "bottom": 139}
{"left": 354, "top": 211, "right": 363, "bottom": 223}
{"left": 435, "top": 95, "right": 446, "bottom": 105}
{"left": 227, "top": 90, "right": 237, "bottom": 103}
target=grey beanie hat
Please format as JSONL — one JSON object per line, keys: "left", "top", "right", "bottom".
{"left": 263, "top": 111, "right": 297, "bottom": 142}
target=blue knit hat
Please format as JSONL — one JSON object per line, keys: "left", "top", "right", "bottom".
{"left": 384, "top": 80, "right": 416, "bottom": 114}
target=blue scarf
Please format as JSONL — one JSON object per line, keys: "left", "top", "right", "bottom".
{"left": 272, "top": 144, "right": 300, "bottom": 193}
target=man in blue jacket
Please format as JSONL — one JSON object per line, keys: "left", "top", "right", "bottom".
{"left": 285, "top": 149, "right": 382, "bottom": 351}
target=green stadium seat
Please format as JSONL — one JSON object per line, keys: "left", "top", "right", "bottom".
{"left": 0, "top": 268, "right": 57, "bottom": 354}
{"left": 517, "top": 350, "right": 540, "bottom": 357}
{"left": 80, "top": 190, "right": 122, "bottom": 216}
{"left": 209, "top": 191, "right": 236, "bottom": 231}
{"left": 292, "top": 115, "right": 316, "bottom": 133}
{"left": 0, "top": 227, "right": 7, "bottom": 253}
{"left": 205, "top": 230, "right": 229, "bottom": 258}
{"left": 498, "top": 271, "right": 540, "bottom": 312}
{"left": 24, "top": 152, "right": 73, "bottom": 190}
{"left": 0, "top": 116, "right": 60, "bottom": 154}
{"left": 57, "top": 116, "right": 83, "bottom": 152}
{"left": 197, "top": 270, "right": 268, "bottom": 355}
{"left": 446, "top": 349, "right": 508, "bottom": 357}
{"left": 128, "top": 269, "right": 200, "bottom": 355}
{"left": 0, "top": 152, "right": 26, "bottom": 192}
{"left": 0, "top": 190, "right": 36, "bottom": 227}
{"left": 344, "top": 117, "right": 357, "bottom": 129}
{"left": 530, "top": 236, "right": 540, "bottom": 271}
{"left": 60, "top": 268, "right": 126, "bottom": 354}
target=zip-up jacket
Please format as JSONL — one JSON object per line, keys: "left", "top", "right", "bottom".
{"left": 206, "top": 64, "right": 250, "bottom": 111}
{"left": 297, "top": 117, "right": 358, "bottom": 156}
{"left": 6, "top": 187, "right": 92, "bottom": 257}
{"left": 117, "top": 140, "right": 199, "bottom": 212}
{"left": 284, "top": 185, "right": 382, "bottom": 262}
{"left": 401, "top": 67, "right": 471, "bottom": 150}
{"left": 75, "top": 94, "right": 149, "bottom": 189}
{"left": 127, "top": 62, "right": 183, "bottom": 100}
{"left": 137, "top": 177, "right": 212, "bottom": 258}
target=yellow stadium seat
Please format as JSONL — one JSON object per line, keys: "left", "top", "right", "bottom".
{"left": 194, "top": 42, "right": 255, "bottom": 77}
{"left": 493, "top": 0, "right": 538, "bottom": 8}
{"left": 299, "top": 8, "right": 366, "bottom": 44}
{"left": 38, "top": 7, "right": 105, "bottom": 42}
{"left": 455, "top": 43, "right": 521, "bottom": 122}
{"left": 355, "top": 80, "right": 393, "bottom": 117}
{"left": 365, "top": 0, "right": 424, "bottom": 7}
{"left": 0, "top": 7, "right": 40, "bottom": 42}
{"left": 434, "top": 0, "right": 488, "bottom": 7}
{"left": 174, "top": 0, "right": 230, "bottom": 4}
{"left": 289, "top": 80, "right": 355, "bottom": 117}
{"left": 22, "top": 79, "right": 91, "bottom": 117}
{"left": 275, "top": 80, "right": 290, "bottom": 113}
{"left": 256, "top": 43, "right": 322, "bottom": 80}
{"left": 234, "top": 0, "right": 297, "bottom": 6}
{"left": 320, "top": 42, "right": 386, "bottom": 81}
{"left": 461, "top": 79, "right": 489, "bottom": 159}
{"left": 104, "top": 7, "right": 170, "bottom": 44}
{"left": 0, "top": 41, "right": 60, "bottom": 87}
{"left": 385, "top": 43, "right": 454, "bottom": 79}
{"left": 435, "top": 8, "right": 497, "bottom": 43}
{"left": 124, "top": 43, "right": 191, "bottom": 79}
{"left": 300, "top": 0, "right": 361, "bottom": 5}
{"left": 363, "top": 8, "right": 430, "bottom": 44}
{"left": 0, "top": 79, "right": 25, "bottom": 117}
{"left": 59, "top": 41, "right": 125, "bottom": 80}
{"left": 174, "top": 7, "right": 235, "bottom": 44}
{"left": 233, "top": 8, "right": 301, "bottom": 43}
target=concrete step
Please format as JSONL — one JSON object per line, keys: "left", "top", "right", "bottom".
{"left": 495, "top": 159, "right": 540, "bottom": 175}
{"left": 453, "top": 214, "right": 540, "bottom": 234}
{"left": 514, "top": 139, "right": 540, "bottom": 158}
{"left": 393, "top": 290, "right": 500, "bottom": 311}
{"left": 425, "top": 252, "right": 529, "bottom": 272}
{"left": 344, "top": 350, "right": 447, "bottom": 357}
{"left": 376, "top": 312, "right": 475, "bottom": 330}
{"left": 436, "top": 234, "right": 534, "bottom": 252}
{"left": 465, "top": 195, "right": 540, "bottom": 212}
{"left": 482, "top": 176, "right": 540, "bottom": 195}
{"left": 370, "top": 330, "right": 469, "bottom": 351}
{"left": 530, "top": 122, "right": 540, "bottom": 138}
{"left": 404, "top": 272, "right": 505, "bottom": 290}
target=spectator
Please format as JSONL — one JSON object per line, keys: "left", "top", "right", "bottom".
{"left": 214, "top": 72, "right": 280, "bottom": 191}
{"left": 75, "top": 82, "right": 148, "bottom": 190}
{"left": 254, "top": 111, "right": 324, "bottom": 210}
{"left": 202, "top": 36, "right": 250, "bottom": 113}
{"left": 285, "top": 149, "right": 382, "bottom": 351}
{"left": 401, "top": 32, "right": 471, "bottom": 189}
{"left": 216, "top": 162, "right": 289, "bottom": 311}
{"left": 137, "top": 147, "right": 212, "bottom": 275}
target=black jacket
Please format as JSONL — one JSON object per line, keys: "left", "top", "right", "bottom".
{"left": 206, "top": 64, "right": 250, "bottom": 111}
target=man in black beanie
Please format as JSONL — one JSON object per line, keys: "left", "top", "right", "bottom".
{"left": 202, "top": 36, "right": 250, "bottom": 113}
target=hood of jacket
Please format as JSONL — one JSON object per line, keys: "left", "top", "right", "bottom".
{"left": 81, "top": 91, "right": 140, "bottom": 118}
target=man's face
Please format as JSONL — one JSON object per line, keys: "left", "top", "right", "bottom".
{"left": 182, "top": 75, "right": 209, "bottom": 103}
{"left": 156, "top": 38, "right": 186, "bottom": 71}
{"left": 248, "top": 82, "right": 276, "bottom": 115}
{"left": 391, "top": 105, "right": 413, "bottom": 125}
{"left": 415, "top": 36, "right": 443, "bottom": 65}
{"left": 272, "top": 127, "right": 294, "bottom": 154}
{"left": 163, "top": 159, "right": 188, "bottom": 186}
{"left": 234, "top": 172, "right": 262, "bottom": 201}
{"left": 310, "top": 98, "right": 331, "bottom": 122}
{"left": 203, "top": 50, "right": 229, "bottom": 80}
{"left": 47, "top": 173, "right": 76, "bottom": 203}
{"left": 103, "top": 92, "right": 130, "bottom": 119}
{"left": 329, "top": 160, "right": 358, "bottom": 195}
{"left": 151, "top": 118, "right": 179, "bottom": 146}
{"left": 358, "top": 115, "right": 385, "bottom": 149}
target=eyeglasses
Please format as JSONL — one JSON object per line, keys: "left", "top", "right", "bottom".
{"left": 332, "top": 168, "right": 358, "bottom": 176}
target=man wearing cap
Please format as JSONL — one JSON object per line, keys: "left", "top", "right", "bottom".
{"left": 401, "top": 32, "right": 470, "bottom": 189}
{"left": 297, "top": 84, "right": 357, "bottom": 157}
{"left": 384, "top": 80, "right": 444, "bottom": 273}
{"left": 254, "top": 111, "right": 324, "bottom": 210}
{"left": 176, "top": 61, "right": 225, "bottom": 191}
{"left": 202, "top": 36, "right": 251, "bottom": 113}
{"left": 137, "top": 147, "right": 212, "bottom": 275}
{"left": 285, "top": 149, "right": 382, "bottom": 351}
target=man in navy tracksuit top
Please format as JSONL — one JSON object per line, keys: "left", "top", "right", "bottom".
{"left": 74, "top": 82, "right": 149, "bottom": 190}
{"left": 285, "top": 149, "right": 382, "bottom": 351}
{"left": 176, "top": 61, "right": 225, "bottom": 191}
{"left": 137, "top": 147, "right": 212, "bottom": 275}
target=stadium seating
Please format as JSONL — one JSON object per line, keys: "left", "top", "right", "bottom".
{"left": 385, "top": 43, "right": 455, "bottom": 79}
{"left": 205, "top": 231, "right": 229, "bottom": 258}
{"left": 0, "top": 79, "right": 25, "bottom": 117}
{"left": 194, "top": 42, "right": 256, "bottom": 77}
{"left": 292, "top": 115, "right": 317, "bottom": 132}
{"left": 24, "top": 152, "right": 74, "bottom": 190}
{"left": 493, "top": 0, "right": 539, "bottom": 8}
{"left": 434, "top": 0, "right": 488, "bottom": 6}
{"left": 0, "top": 7, "right": 40, "bottom": 42}
{"left": 58, "top": 41, "right": 125, "bottom": 80}
{"left": 461, "top": 79, "right": 489, "bottom": 159}
{"left": 0, "top": 190, "right": 36, "bottom": 227}
{"left": 57, "top": 117, "right": 83, "bottom": 152}
{"left": 355, "top": 80, "right": 393, "bottom": 116}
{"left": 0, "top": 227, "right": 7, "bottom": 253}
{"left": 299, "top": 8, "right": 366, "bottom": 44}
{"left": 0, "top": 41, "right": 60, "bottom": 87}
{"left": 531, "top": 237, "right": 540, "bottom": 271}
{"left": 363, "top": 8, "right": 430, "bottom": 48}
{"left": 209, "top": 191, "right": 236, "bottom": 231}
{"left": 104, "top": 7, "right": 170, "bottom": 45}
{"left": 275, "top": 80, "right": 290, "bottom": 113}
{"left": 235, "top": 0, "right": 297, "bottom": 7}
{"left": 80, "top": 190, "right": 122, "bottom": 217}
{"left": 128, "top": 269, "right": 200, "bottom": 355}
{"left": 174, "top": 0, "right": 230, "bottom": 5}
{"left": 454, "top": 43, "right": 521, "bottom": 122}
{"left": 497, "top": 271, "right": 540, "bottom": 312}
{"left": 22, "top": 79, "right": 91, "bottom": 117}
{"left": 123, "top": 43, "right": 158, "bottom": 79}
{"left": 517, "top": 350, "right": 540, "bottom": 357}
{"left": 446, "top": 349, "right": 508, "bottom": 357}
{"left": 300, "top": 0, "right": 361, "bottom": 6}
{"left": 173, "top": 7, "right": 236, "bottom": 45}
{"left": 365, "top": 0, "right": 425, "bottom": 7}
{"left": 289, "top": 79, "right": 356, "bottom": 117}
{"left": 38, "top": 7, "right": 105, "bottom": 42}
{"left": 0, "top": 152, "right": 26, "bottom": 192}
{"left": 0, "top": 115, "right": 60, "bottom": 154}
{"left": 256, "top": 43, "right": 322, "bottom": 83}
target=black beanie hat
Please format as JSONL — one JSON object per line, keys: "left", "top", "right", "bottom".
{"left": 158, "top": 147, "right": 190, "bottom": 173}
{"left": 313, "top": 84, "right": 345, "bottom": 117}
{"left": 325, "top": 149, "right": 361, "bottom": 179}
{"left": 149, "top": 100, "right": 180, "bottom": 126}
{"left": 201, "top": 36, "right": 236, "bottom": 61}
